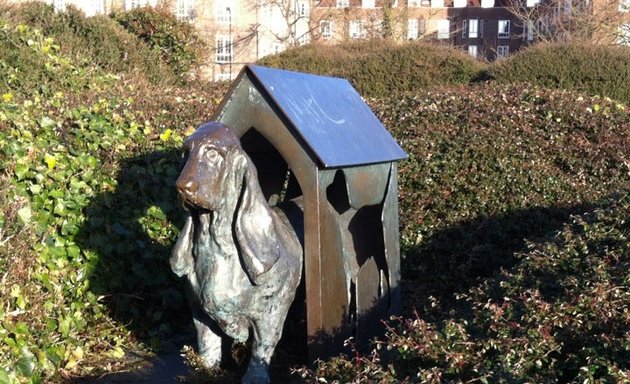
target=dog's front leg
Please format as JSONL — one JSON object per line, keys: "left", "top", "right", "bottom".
{"left": 241, "top": 313, "right": 286, "bottom": 384}
{"left": 191, "top": 305, "right": 222, "bottom": 369}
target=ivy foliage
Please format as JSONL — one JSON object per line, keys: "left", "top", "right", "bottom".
{"left": 300, "top": 84, "right": 630, "bottom": 383}
{"left": 0, "top": 20, "right": 226, "bottom": 383}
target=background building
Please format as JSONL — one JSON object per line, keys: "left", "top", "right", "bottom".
{"left": 11, "top": 0, "right": 630, "bottom": 79}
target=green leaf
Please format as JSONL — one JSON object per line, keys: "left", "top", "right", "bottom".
{"left": 38, "top": 116, "right": 56, "bottom": 129}
{"left": 0, "top": 369, "right": 11, "bottom": 384}
{"left": 14, "top": 164, "right": 29, "bottom": 180}
{"left": 17, "top": 206, "right": 32, "bottom": 225}
{"left": 29, "top": 184, "right": 42, "bottom": 195}
{"left": 17, "top": 348, "right": 35, "bottom": 377}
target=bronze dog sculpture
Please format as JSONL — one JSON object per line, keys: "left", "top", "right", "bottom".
{"left": 170, "top": 122, "right": 303, "bottom": 384}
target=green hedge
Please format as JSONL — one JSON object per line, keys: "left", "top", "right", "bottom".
{"left": 1, "top": 2, "right": 179, "bottom": 84}
{"left": 112, "top": 6, "right": 208, "bottom": 83}
{"left": 257, "top": 40, "right": 484, "bottom": 98}
{"left": 485, "top": 42, "right": 630, "bottom": 104}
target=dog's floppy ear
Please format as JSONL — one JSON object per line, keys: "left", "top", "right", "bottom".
{"left": 227, "top": 147, "right": 281, "bottom": 284}
{"left": 170, "top": 212, "right": 194, "bottom": 277}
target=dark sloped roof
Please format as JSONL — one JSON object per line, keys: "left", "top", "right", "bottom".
{"left": 245, "top": 65, "right": 407, "bottom": 168}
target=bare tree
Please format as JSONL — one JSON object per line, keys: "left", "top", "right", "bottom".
{"left": 246, "top": 0, "right": 326, "bottom": 50}
{"left": 506, "top": 0, "right": 630, "bottom": 45}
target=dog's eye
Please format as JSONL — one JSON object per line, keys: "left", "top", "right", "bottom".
{"left": 204, "top": 148, "right": 221, "bottom": 161}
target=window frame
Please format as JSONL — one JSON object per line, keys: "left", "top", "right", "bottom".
{"left": 497, "top": 45, "right": 510, "bottom": 58}
{"left": 215, "top": 1, "right": 234, "bottom": 25}
{"left": 125, "top": 0, "right": 157, "bottom": 10}
{"left": 437, "top": 19, "right": 450, "bottom": 39}
{"left": 215, "top": 35, "right": 233, "bottom": 63}
{"left": 175, "top": 0, "right": 194, "bottom": 20}
{"left": 468, "top": 19, "right": 480, "bottom": 38}
{"left": 320, "top": 20, "right": 333, "bottom": 40}
{"left": 349, "top": 19, "right": 364, "bottom": 39}
{"left": 498, "top": 19, "right": 510, "bottom": 38}
{"left": 408, "top": 18, "right": 419, "bottom": 39}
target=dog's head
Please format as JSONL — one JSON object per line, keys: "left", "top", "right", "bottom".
{"left": 176, "top": 122, "right": 245, "bottom": 212}
{"left": 172, "top": 122, "right": 286, "bottom": 282}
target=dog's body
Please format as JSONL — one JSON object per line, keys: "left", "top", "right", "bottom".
{"left": 170, "top": 122, "right": 302, "bottom": 384}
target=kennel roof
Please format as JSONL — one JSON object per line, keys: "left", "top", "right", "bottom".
{"left": 215, "top": 65, "right": 407, "bottom": 169}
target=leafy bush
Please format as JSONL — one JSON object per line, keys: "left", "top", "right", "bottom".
{"left": 485, "top": 42, "right": 630, "bottom": 104}
{"left": 257, "top": 40, "right": 484, "bottom": 98}
{"left": 112, "top": 6, "right": 208, "bottom": 82}
{"left": 303, "top": 192, "right": 630, "bottom": 383}
{"left": 0, "top": 21, "right": 226, "bottom": 383}
{"left": 2, "top": 1, "right": 176, "bottom": 85}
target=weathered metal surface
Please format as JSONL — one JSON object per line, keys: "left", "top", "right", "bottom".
{"left": 246, "top": 65, "right": 407, "bottom": 168}
{"left": 170, "top": 123, "right": 303, "bottom": 384}
{"left": 382, "top": 163, "right": 402, "bottom": 314}
{"left": 343, "top": 163, "right": 390, "bottom": 208}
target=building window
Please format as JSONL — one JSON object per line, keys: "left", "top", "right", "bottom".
{"left": 525, "top": 20, "right": 534, "bottom": 41}
{"left": 215, "top": 1, "right": 234, "bottom": 24}
{"left": 215, "top": 72, "right": 232, "bottom": 82}
{"left": 408, "top": 19, "right": 418, "bottom": 39}
{"left": 298, "top": 1, "right": 309, "bottom": 17}
{"left": 125, "top": 0, "right": 156, "bottom": 10}
{"left": 215, "top": 36, "right": 232, "bottom": 63}
{"left": 320, "top": 20, "right": 333, "bottom": 40}
{"left": 497, "top": 45, "right": 509, "bottom": 58}
{"left": 437, "top": 19, "right": 450, "bottom": 39}
{"left": 51, "top": 0, "right": 65, "bottom": 12}
{"left": 463, "top": 19, "right": 481, "bottom": 38}
{"left": 175, "top": 0, "right": 194, "bottom": 20}
{"left": 297, "top": 33, "right": 310, "bottom": 45}
{"left": 85, "top": 0, "right": 105, "bottom": 16}
{"left": 431, "top": 0, "right": 444, "bottom": 7}
{"left": 362, "top": 0, "right": 375, "bottom": 7}
{"left": 619, "top": 24, "right": 630, "bottom": 45}
{"left": 349, "top": 20, "right": 364, "bottom": 39}
{"left": 468, "top": 45, "right": 478, "bottom": 58}
{"left": 498, "top": 20, "right": 510, "bottom": 38}
{"left": 336, "top": 0, "right": 349, "bottom": 7}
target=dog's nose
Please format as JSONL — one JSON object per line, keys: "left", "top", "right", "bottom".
{"left": 177, "top": 178, "right": 198, "bottom": 196}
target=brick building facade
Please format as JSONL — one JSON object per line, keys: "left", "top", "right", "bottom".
{"left": 9, "top": 0, "right": 630, "bottom": 79}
